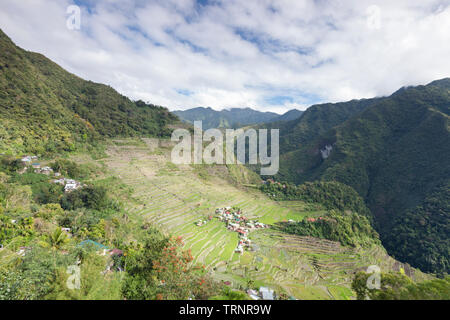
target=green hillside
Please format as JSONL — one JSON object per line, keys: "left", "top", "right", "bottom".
{"left": 269, "top": 79, "right": 450, "bottom": 274}
{"left": 0, "top": 29, "right": 178, "bottom": 155}
{"left": 270, "top": 109, "right": 303, "bottom": 122}
{"left": 1, "top": 137, "right": 432, "bottom": 300}
{"left": 0, "top": 27, "right": 447, "bottom": 300}
{"left": 277, "top": 98, "right": 381, "bottom": 154}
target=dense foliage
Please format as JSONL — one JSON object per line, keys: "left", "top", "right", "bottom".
{"left": 261, "top": 180, "right": 371, "bottom": 217}
{"left": 274, "top": 98, "right": 379, "bottom": 154}
{"left": 0, "top": 29, "right": 178, "bottom": 155}
{"left": 279, "top": 210, "right": 379, "bottom": 248}
{"left": 0, "top": 158, "right": 117, "bottom": 246}
{"left": 265, "top": 79, "right": 450, "bottom": 274}
{"left": 122, "top": 230, "right": 219, "bottom": 300}
{"left": 383, "top": 184, "right": 450, "bottom": 275}
{"left": 0, "top": 28, "right": 229, "bottom": 300}
{"left": 0, "top": 156, "right": 224, "bottom": 300}
{"left": 0, "top": 246, "right": 75, "bottom": 300}
{"left": 352, "top": 271, "right": 450, "bottom": 300}
{"left": 50, "top": 159, "right": 91, "bottom": 180}
{"left": 60, "top": 186, "right": 109, "bottom": 211}
{"left": 262, "top": 179, "right": 379, "bottom": 247}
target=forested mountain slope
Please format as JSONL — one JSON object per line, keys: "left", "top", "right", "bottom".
{"left": 271, "top": 109, "right": 303, "bottom": 122}
{"left": 279, "top": 98, "right": 383, "bottom": 154}
{"left": 271, "top": 79, "right": 450, "bottom": 274}
{"left": 0, "top": 29, "right": 177, "bottom": 155}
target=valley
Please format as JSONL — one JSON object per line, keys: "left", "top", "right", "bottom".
{"left": 72, "top": 137, "right": 430, "bottom": 299}
{"left": 0, "top": 22, "right": 448, "bottom": 301}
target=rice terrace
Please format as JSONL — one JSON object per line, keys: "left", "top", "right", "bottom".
{"left": 80, "top": 137, "right": 429, "bottom": 300}
{"left": 1, "top": 1, "right": 449, "bottom": 304}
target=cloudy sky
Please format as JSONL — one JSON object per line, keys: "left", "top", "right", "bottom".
{"left": 1, "top": 0, "right": 449, "bottom": 113}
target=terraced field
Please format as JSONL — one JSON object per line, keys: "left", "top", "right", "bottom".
{"left": 85, "top": 138, "right": 428, "bottom": 300}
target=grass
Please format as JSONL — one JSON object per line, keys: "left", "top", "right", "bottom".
{"left": 328, "top": 286, "right": 354, "bottom": 300}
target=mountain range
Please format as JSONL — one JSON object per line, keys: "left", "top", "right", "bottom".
{"left": 1, "top": 26, "right": 448, "bottom": 277}
{"left": 173, "top": 107, "right": 303, "bottom": 129}
{"left": 262, "top": 79, "right": 450, "bottom": 274}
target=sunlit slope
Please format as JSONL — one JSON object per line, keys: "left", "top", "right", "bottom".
{"left": 94, "top": 138, "right": 429, "bottom": 300}
{"left": 0, "top": 28, "right": 177, "bottom": 155}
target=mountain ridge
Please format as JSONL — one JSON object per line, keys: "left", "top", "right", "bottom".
{"left": 173, "top": 106, "right": 303, "bottom": 129}
{"left": 0, "top": 28, "right": 178, "bottom": 155}
{"left": 267, "top": 78, "right": 450, "bottom": 274}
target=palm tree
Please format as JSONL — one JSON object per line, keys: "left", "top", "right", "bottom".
{"left": 48, "top": 227, "right": 68, "bottom": 249}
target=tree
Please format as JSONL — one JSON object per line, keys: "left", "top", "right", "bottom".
{"left": 352, "top": 271, "right": 450, "bottom": 300}
{"left": 35, "top": 203, "right": 64, "bottom": 221}
{"left": 47, "top": 227, "right": 68, "bottom": 249}
{"left": 122, "top": 230, "right": 214, "bottom": 300}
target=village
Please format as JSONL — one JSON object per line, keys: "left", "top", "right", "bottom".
{"left": 195, "top": 207, "right": 276, "bottom": 300}
{"left": 20, "top": 155, "right": 85, "bottom": 192}
{"left": 0, "top": 156, "right": 122, "bottom": 275}
{"left": 196, "top": 207, "right": 268, "bottom": 255}
{"left": 214, "top": 207, "right": 276, "bottom": 300}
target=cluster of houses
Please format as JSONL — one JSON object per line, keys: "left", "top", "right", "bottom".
{"left": 52, "top": 178, "right": 85, "bottom": 192}
{"left": 21, "top": 155, "right": 61, "bottom": 177}
{"left": 235, "top": 236, "right": 252, "bottom": 254}
{"left": 35, "top": 166, "right": 59, "bottom": 176}
{"left": 215, "top": 207, "right": 268, "bottom": 254}
{"left": 20, "top": 155, "right": 84, "bottom": 193}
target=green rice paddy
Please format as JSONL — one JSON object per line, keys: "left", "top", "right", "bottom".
{"left": 82, "top": 138, "right": 428, "bottom": 300}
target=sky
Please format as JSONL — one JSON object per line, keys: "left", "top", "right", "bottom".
{"left": 0, "top": 0, "right": 449, "bottom": 113}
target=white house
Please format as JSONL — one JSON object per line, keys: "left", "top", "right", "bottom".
{"left": 259, "top": 287, "right": 275, "bottom": 300}
{"left": 21, "top": 156, "right": 32, "bottom": 163}
{"left": 65, "top": 183, "right": 78, "bottom": 192}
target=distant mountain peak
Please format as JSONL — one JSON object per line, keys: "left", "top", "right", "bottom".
{"left": 173, "top": 107, "right": 302, "bottom": 129}
{"left": 427, "top": 77, "right": 450, "bottom": 88}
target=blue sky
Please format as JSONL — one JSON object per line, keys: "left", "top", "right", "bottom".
{"left": 1, "top": 0, "right": 449, "bottom": 113}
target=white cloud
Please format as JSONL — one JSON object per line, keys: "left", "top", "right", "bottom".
{"left": 0, "top": 0, "right": 449, "bottom": 113}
